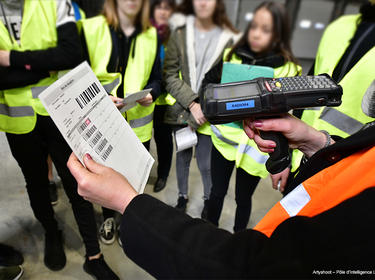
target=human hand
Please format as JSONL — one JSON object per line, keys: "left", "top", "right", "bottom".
{"left": 0, "top": 50, "right": 10, "bottom": 67}
{"left": 189, "top": 102, "right": 206, "bottom": 126}
{"left": 270, "top": 167, "right": 290, "bottom": 192}
{"left": 109, "top": 95, "right": 126, "bottom": 109}
{"left": 109, "top": 95, "right": 125, "bottom": 110}
{"left": 243, "top": 114, "right": 334, "bottom": 158}
{"left": 137, "top": 93, "right": 153, "bottom": 107}
{"left": 67, "top": 153, "right": 138, "bottom": 214}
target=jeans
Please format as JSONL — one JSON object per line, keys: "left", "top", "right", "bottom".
{"left": 175, "top": 130, "right": 212, "bottom": 200}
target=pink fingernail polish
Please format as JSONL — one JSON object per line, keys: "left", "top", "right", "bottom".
{"left": 254, "top": 120, "right": 263, "bottom": 127}
{"left": 86, "top": 153, "right": 92, "bottom": 160}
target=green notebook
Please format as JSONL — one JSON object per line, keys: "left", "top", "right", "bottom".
{"left": 220, "top": 63, "right": 274, "bottom": 129}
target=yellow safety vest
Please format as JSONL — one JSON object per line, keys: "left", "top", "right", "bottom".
{"left": 211, "top": 50, "right": 301, "bottom": 178}
{"left": 291, "top": 14, "right": 375, "bottom": 171}
{"left": 80, "top": 16, "right": 158, "bottom": 143}
{"left": 0, "top": 0, "right": 59, "bottom": 134}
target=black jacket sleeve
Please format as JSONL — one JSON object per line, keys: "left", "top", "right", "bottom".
{"left": 144, "top": 35, "right": 162, "bottom": 101}
{"left": 0, "top": 67, "right": 49, "bottom": 90}
{"left": 9, "top": 22, "right": 82, "bottom": 71}
{"left": 121, "top": 194, "right": 267, "bottom": 279}
{"left": 121, "top": 189, "right": 375, "bottom": 279}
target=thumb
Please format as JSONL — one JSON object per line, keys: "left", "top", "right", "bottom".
{"left": 83, "top": 153, "right": 106, "bottom": 174}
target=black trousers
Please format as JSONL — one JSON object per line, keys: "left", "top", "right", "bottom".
{"left": 153, "top": 105, "right": 173, "bottom": 179}
{"left": 207, "top": 145, "right": 260, "bottom": 232}
{"left": 6, "top": 115, "right": 100, "bottom": 256}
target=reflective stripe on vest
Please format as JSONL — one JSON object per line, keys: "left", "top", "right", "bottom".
{"left": 0, "top": 0, "right": 57, "bottom": 133}
{"left": 129, "top": 112, "right": 154, "bottom": 129}
{"left": 0, "top": 104, "right": 34, "bottom": 117}
{"left": 211, "top": 125, "right": 238, "bottom": 146}
{"left": 103, "top": 78, "right": 121, "bottom": 94}
{"left": 31, "top": 86, "right": 49, "bottom": 99}
{"left": 255, "top": 145, "right": 375, "bottom": 237}
{"left": 237, "top": 143, "right": 269, "bottom": 165}
{"left": 319, "top": 107, "right": 364, "bottom": 135}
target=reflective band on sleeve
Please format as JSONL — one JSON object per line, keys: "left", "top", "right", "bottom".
{"left": 304, "top": 107, "right": 321, "bottom": 111}
{"left": 0, "top": 104, "right": 34, "bottom": 117}
{"left": 103, "top": 78, "right": 120, "bottom": 94}
{"left": 210, "top": 125, "right": 238, "bottom": 146}
{"left": 31, "top": 86, "right": 49, "bottom": 98}
{"left": 237, "top": 143, "right": 269, "bottom": 164}
{"left": 129, "top": 112, "right": 153, "bottom": 128}
{"left": 319, "top": 107, "right": 363, "bottom": 135}
{"left": 280, "top": 183, "right": 311, "bottom": 217}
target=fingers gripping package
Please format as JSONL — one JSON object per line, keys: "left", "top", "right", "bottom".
{"left": 201, "top": 74, "right": 343, "bottom": 174}
{"left": 202, "top": 74, "right": 342, "bottom": 124}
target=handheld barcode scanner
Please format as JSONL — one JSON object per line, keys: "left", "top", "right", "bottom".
{"left": 202, "top": 74, "right": 343, "bottom": 174}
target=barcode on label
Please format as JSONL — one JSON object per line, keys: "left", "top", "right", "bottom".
{"left": 75, "top": 82, "right": 100, "bottom": 109}
{"left": 83, "top": 125, "right": 97, "bottom": 141}
{"left": 95, "top": 138, "right": 108, "bottom": 154}
{"left": 101, "top": 145, "right": 113, "bottom": 161}
{"left": 78, "top": 118, "right": 91, "bottom": 134}
{"left": 90, "top": 131, "right": 102, "bottom": 148}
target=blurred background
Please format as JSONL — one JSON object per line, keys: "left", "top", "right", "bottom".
{"left": 75, "top": 0, "right": 366, "bottom": 73}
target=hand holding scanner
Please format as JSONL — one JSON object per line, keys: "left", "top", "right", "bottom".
{"left": 201, "top": 74, "right": 343, "bottom": 174}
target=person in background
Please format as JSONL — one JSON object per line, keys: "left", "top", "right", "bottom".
{"left": 79, "top": 0, "right": 161, "bottom": 247}
{"left": 44, "top": 0, "right": 86, "bottom": 208}
{"left": 278, "top": 0, "right": 375, "bottom": 194}
{"left": 163, "top": 0, "right": 240, "bottom": 215}
{"left": 150, "top": 0, "right": 176, "bottom": 193}
{"left": 0, "top": 1, "right": 117, "bottom": 279}
{"left": 201, "top": 1, "right": 301, "bottom": 232}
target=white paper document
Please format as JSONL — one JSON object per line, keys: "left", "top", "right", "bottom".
{"left": 39, "top": 62, "right": 154, "bottom": 193}
{"left": 119, "top": 88, "right": 152, "bottom": 113}
{"left": 174, "top": 127, "right": 198, "bottom": 152}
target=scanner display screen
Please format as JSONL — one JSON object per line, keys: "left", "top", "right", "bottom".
{"left": 213, "top": 83, "right": 259, "bottom": 100}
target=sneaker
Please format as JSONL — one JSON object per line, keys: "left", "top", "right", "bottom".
{"left": 153, "top": 177, "right": 167, "bottom": 192}
{"left": 0, "top": 265, "right": 23, "bottom": 280}
{"left": 48, "top": 181, "right": 58, "bottom": 205}
{"left": 44, "top": 230, "right": 66, "bottom": 271}
{"left": 117, "top": 226, "right": 122, "bottom": 248}
{"left": 83, "top": 255, "right": 119, "bottom": 280}
{"left": 175, "top": 196, "right": 188, "bottom": 212}
{"left": 0, "top": 244, "right": 24, "bottom": 266}
{"left": 99, "top": 218, "right": 116, "bottom": 245}
{"left": 201, "top": 199, "right": 209, "bottom": 220}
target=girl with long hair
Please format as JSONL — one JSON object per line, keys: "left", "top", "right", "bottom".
{"left": 201, "top": 1, "right": 301, "bottom": 232}
{"left": 163, "top": 0, "right": 240, "bottom": 215}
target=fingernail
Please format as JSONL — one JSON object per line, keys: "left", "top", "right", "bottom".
{"left": 85, "top": 153, "right": 92, "bottom": 160}
{"left": 269, "top": 142, "right": 276, "bottom": 148}
{"left": 254, "top": 120, "right": 263, "bottom": 127}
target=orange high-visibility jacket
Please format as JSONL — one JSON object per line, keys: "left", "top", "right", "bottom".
{"left": 255, "top": 145, "right": 375, "bottom": 237}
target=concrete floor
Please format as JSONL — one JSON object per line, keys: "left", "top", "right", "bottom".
{"left": 0, "top": 131, "right": 282, "bottom": 280}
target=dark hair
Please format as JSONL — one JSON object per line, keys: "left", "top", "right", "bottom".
{"left": 226, "top": 1, "right": 298, "bottom": 64}
{"left": 360, "top": 2, "right": 375, "bottom": 23}
{"left": 176, "top": 0, "right": 238, "bottom": 33}
{"left": 150, "top": 0, "right": 176, "bottom": 20}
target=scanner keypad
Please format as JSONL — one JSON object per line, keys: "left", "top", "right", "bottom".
{"left": 266, "top": 76, "right": 337, "bottom": 92}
